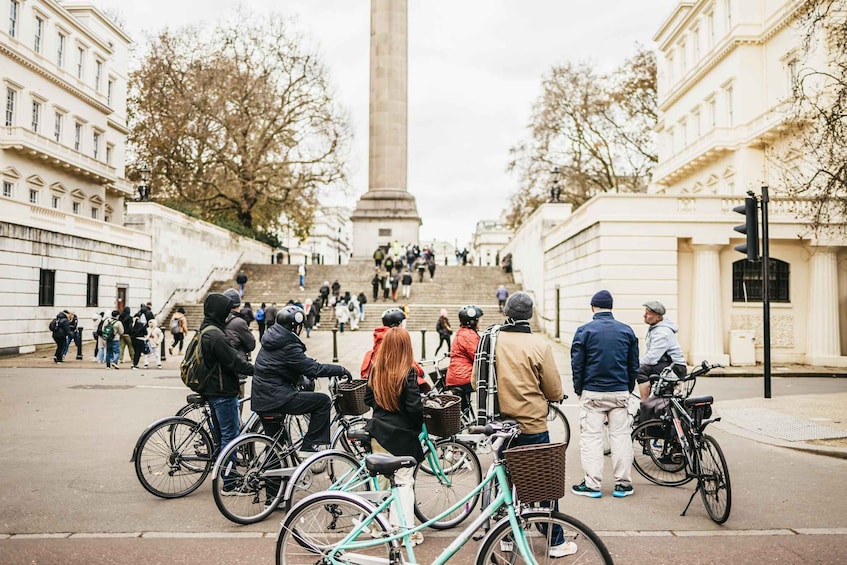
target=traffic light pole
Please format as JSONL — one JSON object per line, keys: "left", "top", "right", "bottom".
{"left": 761, "top": 186, "right": 771, "bottom": 399}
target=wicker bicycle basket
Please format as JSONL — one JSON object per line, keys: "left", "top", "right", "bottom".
{"left": 503, "top": 442, "right": 567, "bottom": 503}
{"left": 337, "top": 380, "right": 369, "bottom": 416}
{"left": 423, "top": 394, "right": 462, "bottom": 437}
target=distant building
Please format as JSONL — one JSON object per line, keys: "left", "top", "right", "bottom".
{"left": 284, "top": 207, "right": 352, "bottom": 266}
{"left": 471, "top": 220, "right": 513, "bottom": 267}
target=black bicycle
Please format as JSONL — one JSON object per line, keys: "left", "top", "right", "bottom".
{"left": 631, "top": 361, "right": 732, "bottom": 524}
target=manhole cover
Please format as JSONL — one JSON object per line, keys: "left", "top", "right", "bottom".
{"left": 718, "top": 407, "right": 847, "bottom": 441}
{"left": 68, "top": 384, "right": 135, "bottom": 390}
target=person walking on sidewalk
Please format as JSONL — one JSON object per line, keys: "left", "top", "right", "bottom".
{"left": 298, "top": 263, "right": 306, "bottom": 291}
{"left": 570, "top": 290, "right": 639, "bottom": 499}
{"left": 495, "top": 284, "right": 509, "bottom": 313}
{"left": 144, "top": 319, "right": 164, "bottom": 368}
{"left": 434, "top": 309, "right": 452, "bottom": 355}
{"left": 169, "top": 307, "right": 188, "bottom": 356}
{"left": 236, "top": 272, "right": 248, "bottom": 297}
{"left": 103, "top": 310, "right": 123, "bottom": 369}
{"left": 401, "top": 269, "right": 413, "bottom": 298}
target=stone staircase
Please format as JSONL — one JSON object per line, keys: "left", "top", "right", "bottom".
{"left": 172, "top": 259, "right": 522, "bottom": 332}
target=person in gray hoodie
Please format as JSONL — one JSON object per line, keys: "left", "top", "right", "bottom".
{"left": 637, "top": 300, "right": 687, "bottom": 400}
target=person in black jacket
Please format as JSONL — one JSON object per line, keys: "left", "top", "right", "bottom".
{"left": 252, "top": 305, "right": 352, "bottom": 453}
{"left": 364, "top": 326, "right": 424, "bottom": 545}
{"left": 51, "top": 310, "right": 71, "bottom": 363}
{"left": 129, "top": 315, "right": 148, "bottom": 370}
{"left": 197, "top": 293, "right": 255, "bottom": 493}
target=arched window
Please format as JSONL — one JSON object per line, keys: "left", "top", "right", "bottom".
{"left": 732, "top": 258, "right": 790, "bottom": 303}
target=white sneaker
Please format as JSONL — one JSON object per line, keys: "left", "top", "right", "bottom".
{"left": 409, "top": 531, "right": 424, "bottom": 546}
{"left": 549, "top": 541, "right": 578, "bottom": 558}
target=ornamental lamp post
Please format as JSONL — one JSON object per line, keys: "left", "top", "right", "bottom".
{"left": 550, "top": 166, "right": 562, "bottom": 203}
{"left": 136, "top": 165, "right": 151, "bottom": 201}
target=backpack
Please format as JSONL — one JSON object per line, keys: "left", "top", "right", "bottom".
{"left": 170, "top": 316, "right": 180, "bottom": 334}
{"left": 180, "top": 326, "right": 221, "bottom": 392}
{"left": 48, "top": 318, "right": 59, "bottom": 332}
{"left": 100, "top": 319, "right": 116, "bottom": 341}
{"left": 348, "top": 301, "right": 356, "bottom": 312}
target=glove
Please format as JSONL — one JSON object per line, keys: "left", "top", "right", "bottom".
{"left": 340, "top": 367, "right": 353, "bottom": 381}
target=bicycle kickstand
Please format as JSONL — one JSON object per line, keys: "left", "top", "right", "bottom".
{"left": 680, "top": 480, "right": 700, "bottom": 517}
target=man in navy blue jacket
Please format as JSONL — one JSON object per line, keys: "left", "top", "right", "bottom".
{"left": 570, "top": 290, "right": 639, "bottom": 499}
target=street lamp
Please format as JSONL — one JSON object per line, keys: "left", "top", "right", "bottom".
{"left": 550, "top": 166, "right": 562, "bottom": 203}
{"left": 136, "top": 165, "right": 151, "bottom": 201}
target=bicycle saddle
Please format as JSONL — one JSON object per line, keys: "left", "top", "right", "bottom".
{"left": 186, "top": 394, "right": 204, "bottom": 404}
{"left": 683, "top": 395, "right": 714, "bottom": 408}
{"left": 258, "top": 412, "right": 286, "bottom": 422}
{"left": 365, "top": 453, "right": 418, "bottom": 477}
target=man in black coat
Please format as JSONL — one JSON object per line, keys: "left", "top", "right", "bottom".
{"left": 252, "top": 305, "right": 352, "bottom": 452}
{"left": 51, "top": 311, "right": 71, "bottom": 363}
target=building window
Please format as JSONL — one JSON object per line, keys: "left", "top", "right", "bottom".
{"left": 679, "top": 41, "right": 687, "bottom": 74}
{"left": 9, "top": 0, "right": 18, "bottom": 38}
{"left": 725, "top": 86, "right": 734, "bottom": 126}
{"left": 693, "top": 109, "right": 701, "bottom": 139}
{"left": 732, "top": 258, "right": 790, "bottom": 303}
{"left": 788, "top": 58, "right": 800, "bottom": 96}
{"left": 29, "top": 188, "right": 38, "bottom": 204}
{"left": 51, "top": 195, "right": 60, "bottom": 208}
{"left": 91, "top": 207, "right": 98, "bottom": 219}
{"left": 679, "top": 118, "right": 688, "bottom": 147}
{"left": 2, "top": 180, "right": 12, "bottom": 198}
{"left": 72, "top": 201, "right": 81, "bottom": 214}
{"left": 74, "top": 122, "right": 82, "bottom": 151}
{"left": 34, "top": 16, "right": 44, "bottom": 53}
{"left": 77, "top": 47, "right": 85, "bottom": 79}
{"left": 31, "top": 100, "right": 41, "bottom": 133}
{"left": 54, "top": 112, "right": 63, "bottom": 142}
{"left": 668, "top": 127, "right": 675, "bottom": 154}
{"left": 106, "top": 144, "right": 113, "bottom": 165}
{"left": 667, "top": 54, "right": 675, "bottom": 83}
{"left": 692, "top": 28, "right": 700, "bottom": 61}
{"left": 57, "top": 33, "right": 65, "bottom": 67}
{"left": 86, "top": 274, "right": 99, "bottom": 307}
{"left": 708, "top": 98, "right": 717, "bottom": 129}
{"left": 707, "top": 12, "right": 715, "bottom": 46}
{"left": 95, "top": 60, "right": 103, "bottom": 91}
{"left": 378, "top": 228, "right": 392, "bottom": 237}
{"left": 92, "top": 131, "right": 100, "bottom": 159}
{"left": 725, "top": 0, "right": 732, "bottom": 31}
{"left": 5, "top": 87, "right": 16, "bottom": 126}
{"left": 107, "top": 79, "right": 114, "bottom": 106}
{"left": 39, "top": 269, "right": 56, "bottom": 307}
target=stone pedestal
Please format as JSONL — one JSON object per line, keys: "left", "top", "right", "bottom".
{"left": 351, "top": 0, "right": 420, "bottom": 257}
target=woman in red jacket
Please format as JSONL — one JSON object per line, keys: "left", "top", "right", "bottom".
{"left": 445, "top": 305, "right": 484, "bottom": 413}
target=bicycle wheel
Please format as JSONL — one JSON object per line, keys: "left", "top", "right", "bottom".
{"left": 698, "top": 435, "right": 732, "bottom": 524}
{"left": 212, "top": 434, "right": 291, "bottom": 524}
{"left": 414, "top": 439, "right": 482, "bottom": 529}
{"left": 285, "top": 413, "right": 310, "bottom": 445}
{"left": 476, "top": 509, "right": 613, "bottom": 565}
{"left": 631, "top": 419, "right": 692, "bottom": 487}
{"left": 284, "top": 450, "right": 372, "bottom": 512}
{"left": 276, "top": 492, "right": 394, "bottom": 565}
{"left": 546, "top": 404, "right": 571, "bottom": 448}
{"left": 134, "top": 417, "right": 213, "bottom": 498}
{"left": 330, "top": 417, "right": 369, "bottom": 458}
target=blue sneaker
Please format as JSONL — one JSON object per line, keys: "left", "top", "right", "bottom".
{"left": 571, "top": 482, "right": 602, "bottom": 498}
{"left": 613, "top": 484, "right": 634, "bottom": 498}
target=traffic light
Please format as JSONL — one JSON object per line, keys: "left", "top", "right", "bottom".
{"left": 733, "top": 197, "right": 759, "bottom": 261}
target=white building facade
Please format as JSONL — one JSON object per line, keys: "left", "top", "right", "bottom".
{"left": 502, "top": 0, "right": 846, "bottom": 367}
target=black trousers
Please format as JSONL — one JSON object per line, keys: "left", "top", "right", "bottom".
{"left": 53, "top": 336, "right": 65, "bottom": 362}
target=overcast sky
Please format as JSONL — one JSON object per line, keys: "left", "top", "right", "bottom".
{"left": 91, "top": 0, "right": 679, "bottom": 247}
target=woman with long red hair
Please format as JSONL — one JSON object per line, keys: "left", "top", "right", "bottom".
{"left": 364, "top": 326, "right": 425, "bottom": 546}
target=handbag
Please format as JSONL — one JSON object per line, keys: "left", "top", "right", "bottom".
{"left": 143, "top": 341, "right": 152, "bottom": 355}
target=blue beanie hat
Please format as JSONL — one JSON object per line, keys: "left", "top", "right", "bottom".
{"left": 590, "top": 290, "right": 613, "bottom": 309}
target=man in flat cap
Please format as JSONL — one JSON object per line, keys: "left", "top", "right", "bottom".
{"left": 637, "top": 300, "right": 687, "bottom": 401}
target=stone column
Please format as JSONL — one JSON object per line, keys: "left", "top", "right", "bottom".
{"left": 806, "top": 246, "right": 842, "bottom": 363}
{"left": 350, "top": 0, "right": 421, "bottom": 258}
{"left": 689, "top": 245, "right": 729, "bottom": 365}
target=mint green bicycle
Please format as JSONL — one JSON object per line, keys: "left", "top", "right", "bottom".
{"left": 275, "top": 420, "right": 613, "bottom": 565}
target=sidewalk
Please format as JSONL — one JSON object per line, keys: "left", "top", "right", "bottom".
{"left": 4, "top": 328, "right": 846, "bottom": 458}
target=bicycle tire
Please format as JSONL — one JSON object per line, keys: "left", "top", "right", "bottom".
{"left": 134, "top": 417, "right": 213, "bottom": 498}
{"left": 284, "top": 450, "right": 372, "bottom": 512}
{"left": 285, "top": 413, "right": 310, "bottom": 446}
{"left": 212, "top": 434, "right": 291, "bottom": 524}
{"left": 413, "top": 439, "right": 482, "bottom": 529}
{"left": 698, "top": 435, "right": 732, "bottom": 524}
{"left": 476, "top": 509, "right": 614, "bottom": 565}
{"left": 546, "top": 403, "right": 570, "bottom": 448}
{"left": 276, "top": 492, "right": 394, "bottom": 565}
{"left": 631, "top": 419, "right": 692, "bottom": 487}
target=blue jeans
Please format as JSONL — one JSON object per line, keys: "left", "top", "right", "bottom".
{"left": 208, "top": 396, "right": 241, "bottom": 486}
{"left": 503, "top": 431, "right": 565, "bottom": 547}
{"left": 105, "top": 340, "right": 120, "bottom": 367}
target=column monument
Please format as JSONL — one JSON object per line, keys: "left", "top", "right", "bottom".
{"left": 350, "top": 0, "right": 421, "bottom": 257}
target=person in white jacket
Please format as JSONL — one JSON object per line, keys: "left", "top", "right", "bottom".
{"left": 335, "top": 298, "right": 350, "bottom": 333}
{"left": 144, "top": 318, "right": 164, "bottom": 369}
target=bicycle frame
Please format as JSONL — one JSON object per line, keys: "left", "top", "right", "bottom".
{"left": 315, "top": 462, "right": 537, "bottom": 565}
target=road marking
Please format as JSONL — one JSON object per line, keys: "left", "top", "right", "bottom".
{"left": 4, "top": 529, "right": 846, "bottom": 540}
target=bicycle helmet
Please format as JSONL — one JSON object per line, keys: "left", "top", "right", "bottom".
{"left": 381, "top": 307, "right": 406, "bottom": 328}
{"left": 458, "top": 305, "right": 483, "bottom": 328}
{"left": 276, "top": 305, "right": 306, "bottom": 335}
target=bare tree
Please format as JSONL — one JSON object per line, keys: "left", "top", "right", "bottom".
{"left": 128, "top": 10, "right": 351, "bottom": 240}
{"left": 505, "top": 45, "right": 657, "bottom": 228}
{"left": 777, "top": 0, "right": 847, "bottom": 234}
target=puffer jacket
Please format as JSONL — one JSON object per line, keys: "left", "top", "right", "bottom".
{"left": 446, "top": 326, "right": 480, "bottom": 387}
{"left": 251, "top": 323, "right": 348, "bottom": 413}
{"left": 197, "top": 294, "right": 254, "bottom": 397}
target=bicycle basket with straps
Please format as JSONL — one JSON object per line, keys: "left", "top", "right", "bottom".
{"left": 337, "top": 380, "right": 369, "bottom": 416}
{"left": 423, "top": 394, "right": 462, "bottom": 437}
{"left": 504, "top": 442, "right": 566, "bottom": 503}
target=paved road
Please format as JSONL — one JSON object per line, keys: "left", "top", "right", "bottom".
{"left": 1, "top": 329, "right": 846, "bottom": 563}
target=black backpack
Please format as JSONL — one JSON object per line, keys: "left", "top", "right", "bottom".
{"left": 180, "top": 326, "right": 222, "bottom": 392}
{"left": 48, "top": 318, "right": 59, "bottom": 332}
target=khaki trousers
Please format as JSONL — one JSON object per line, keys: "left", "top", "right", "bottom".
{"left": 578, "top": 390, "right": 633, "bottom": 490}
